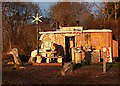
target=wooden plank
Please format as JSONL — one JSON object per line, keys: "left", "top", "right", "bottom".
{"left": 33, "top": 63, "right": 62, "bottom": 66}
{"left": 113, "top": 40, "right": 118, "bottom": 57}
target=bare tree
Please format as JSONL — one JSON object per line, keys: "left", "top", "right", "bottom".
{"left": 49, "top": 2, "right": 94, "bottom": 28}
{"left": 2, "top": 2, "right": 41, "bottom": 52}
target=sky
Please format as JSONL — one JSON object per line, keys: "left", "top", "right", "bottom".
{"left": 32, "top": 0, "right": 105, "bottom": 2}
{"left": 38, "top": 2, "right": 56, "bottom": 10}
{"left": 36, "top": 2, "right": 56, "bottom": 17}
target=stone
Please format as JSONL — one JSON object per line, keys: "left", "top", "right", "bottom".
{"left": 7, "top": 48, "right": 22, "bottom": 65}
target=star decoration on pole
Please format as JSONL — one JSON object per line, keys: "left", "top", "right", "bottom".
{"left": 32, "top": 13, "right": 42, "bottom": 24}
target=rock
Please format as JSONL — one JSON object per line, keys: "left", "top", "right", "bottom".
{"left": 19, "top": 66, "right": 25, "bottom": 69}
{"left": 7, "top": 62, "right": 14, "bottom": 65}
{"left": 7, "top": 48, "right": 22, "bottom": 65}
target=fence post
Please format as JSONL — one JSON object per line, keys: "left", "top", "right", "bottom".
{"left": 103, "top": 48, "right": 106, "bottom": 73}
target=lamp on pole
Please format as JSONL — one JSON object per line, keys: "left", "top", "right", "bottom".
{"left": 32, "top": 13, "right": 42, "bottom": 55}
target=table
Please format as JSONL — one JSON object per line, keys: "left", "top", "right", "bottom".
{"left": 44, "top": 51, "right": 63, "bottom": 63}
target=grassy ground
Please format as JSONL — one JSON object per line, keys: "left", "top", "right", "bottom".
{"left": 2, "top": 61, "right": 120, "bottom": 85}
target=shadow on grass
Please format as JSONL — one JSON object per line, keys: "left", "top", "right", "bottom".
{"left": 3, "top": 62, "right": 32, "bottom": 72}
{"left": 106, "top": 62, "right": 119, "bottom": 72}
{"left": 106, "top": 63, "right": 113, "bottom": 72}
{"left": 72, "top": 61, "right": 92, "bottom": 71}
{"left": 73, "top": 63, "right": 82, "bottom": 71}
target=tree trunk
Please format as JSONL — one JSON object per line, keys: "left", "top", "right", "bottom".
{"left": 9, "top": 37, "right": 12, "bottom": 50}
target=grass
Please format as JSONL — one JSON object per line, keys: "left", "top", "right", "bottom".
{"left": 3, "top": 62, "right": 33, "bottom": 72}
{"left": 4, "top": 65, "right": 17, "bottom": 71}
{"left": 72, "top": 61, "right": 120, "bottom": 72}
{"left": 72, "top": 63, "right": 82, "bottom": 71}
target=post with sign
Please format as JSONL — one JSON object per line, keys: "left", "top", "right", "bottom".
{"left": 32, "top": 13, "right": 42, "bottom": 56}
{"left": 102, "top": 47, "right": 112, "bottom": 73}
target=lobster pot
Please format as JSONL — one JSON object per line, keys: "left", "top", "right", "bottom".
{"left": 91, "top": 50, "right": 100, "bottom": 63}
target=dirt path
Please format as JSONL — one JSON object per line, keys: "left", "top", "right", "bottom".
{"left": 2, "top": 63, "right": 120, "bottom": 85}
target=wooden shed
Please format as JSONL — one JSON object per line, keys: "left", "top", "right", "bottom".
{"left": 38, "top": 26, "right": 118, "bottom": 64}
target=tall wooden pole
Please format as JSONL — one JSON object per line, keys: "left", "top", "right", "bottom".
{"left": 32, "top": 13, "right": 42, "bottom": 54}
{"left": 37, "top": 25, "right": 39, "bottom": 54}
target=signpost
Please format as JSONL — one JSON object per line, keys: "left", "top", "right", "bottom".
{"left": 102, "top": 47, "right": 112, "bottom": 73}
{"left": 32, "top": 13, "right": 42, "bottom": 55}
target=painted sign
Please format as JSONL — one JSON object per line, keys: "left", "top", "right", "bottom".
{"left": 103, "top": 47, "right": 112, "bottom": 63}
{"left": 72, "top": 31, "right": 81, "bottom": 35}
